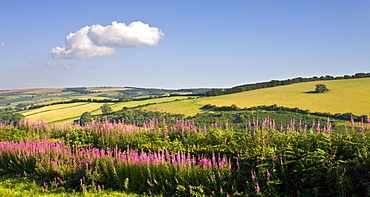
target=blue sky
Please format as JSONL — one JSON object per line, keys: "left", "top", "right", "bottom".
{"left": 1, "top": 1, "right": 369, "bottom": 89}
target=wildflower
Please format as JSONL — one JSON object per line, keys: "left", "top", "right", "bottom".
{"left": 350, "top": 118, "right": 355, "bottom": 126}
{"left": 251, "top": 172, "right": 257, "bottom": 180}
{"left": 255, "top": 184, "right": 260, "bottom": 191}
{"left": 267, "top": 172, "right": 271, "bottom": 179}
{"left": 41, "top": 186, "right": 50, "bottom": 193}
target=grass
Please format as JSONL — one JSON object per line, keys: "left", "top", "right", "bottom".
{"left": 139, "top": 78, "right": 370, "bottom": 117}
{"left": 108, "top": 96, "right": 191, "bottom": 111}
{"left": 140, "top": 99, "right": 204, "bottom": 116}
{"left": 0, "top": 174, "right": 156, "bottom": 196}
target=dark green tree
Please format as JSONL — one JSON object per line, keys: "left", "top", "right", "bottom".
{"left": 0, "top": 112, "right": 24, "bottom": 126}
{"left": 234, "top": 114, "right": 246, "bottom": 123}
{"left": 231, "top": 104, "right": 240, "bottom": 111}
{"left": 79, "top": 112, "right": 93, "bottom": 125}
{"left": 100, "top": 104, "right": 113, "bottom": 114}
{"left": 315, "top": 84, "right": 328, "bottom": 93}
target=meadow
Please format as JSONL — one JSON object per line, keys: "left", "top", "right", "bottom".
{"left": 0, "top": 117, "right": 368, "bottom": 196}
{"left": 140, "top": 78, "right": 370, "bottom": 117}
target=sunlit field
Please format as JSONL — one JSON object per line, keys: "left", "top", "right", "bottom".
{"left": 140, "top": 78, "right": 370, "bottom": 117}
{"left": 22, "top": 103, "right": 106, "bottom": 123}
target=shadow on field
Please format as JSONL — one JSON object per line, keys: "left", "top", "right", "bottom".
{"left": 303, "top": 91, "right": 318, "bottom": 94}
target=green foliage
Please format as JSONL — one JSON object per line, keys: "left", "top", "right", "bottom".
{"left": 79, "top": 112, "right": 93, "bottom": 125}
{"left": 100, "top": 104, "right": 113, "bottom": 115}
{"left": 0, "top": 174, "right": 158, "bottom": 196}
{"left": 0, "top": 112, "right": 25, "bottom": 126}
{"left": 0, "top": 116, "right": 369, "bottom": 196}
{"left": 199, "top": 104, "right": 368, "bottom": 123}
{"left": 105, "top": 108, "right": 184, "bottom": 126}
{"left": 316, "top": 84, "right": 329, "bottom": 93}
{"left": 0, "top": 127, "right": 26, "bottom": 142}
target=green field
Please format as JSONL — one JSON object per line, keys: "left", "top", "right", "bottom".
{"left": 140, "top": 78, "right": 370, "bottom": 117}
{"left": 108, "top": 96, "right": 191, "bottom": 111}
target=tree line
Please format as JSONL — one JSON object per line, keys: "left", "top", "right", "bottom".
{"left": 192, "top": 72, "right": 370, "bottom": 96}
{"left": 78, "top": 107, "right": 185, "bottom": 126}
{"left": 0, "top": 111, "right": 25, "bottom": 126}
{"left": 201, "top": 104, "right": 368, "bottom": 122}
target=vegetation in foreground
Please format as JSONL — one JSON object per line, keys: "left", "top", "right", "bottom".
{"left": 0, "top": 116, "right": 368, "bottom": 196}
{"left": 0, "top": 174, "right": 156, "bottom": 196}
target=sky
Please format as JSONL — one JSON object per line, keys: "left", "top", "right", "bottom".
{"left": 1, "top": 0, "right": 370, "bottom": 90}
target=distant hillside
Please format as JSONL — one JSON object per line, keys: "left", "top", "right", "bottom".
{"left": 194, "top": 72, "right": 370, "bottom": 96}
{"left": 0, "top": 87, "right": 209, "bottom": 109}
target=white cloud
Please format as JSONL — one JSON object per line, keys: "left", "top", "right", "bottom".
{"left": 50, "top": 26, "right": 115, "bottom": 59}
{"left": 88, "top": 21, "right": 164, "bottom": 48}
{"left": 0, "top": 42, "right": 4, "bottom": 47}
{"left": 51, "top": 21, "right": 164, "bottom": 59}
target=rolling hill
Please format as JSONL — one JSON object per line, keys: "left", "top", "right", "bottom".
{"left": 0, "top": 87, "right": 208, "bottom": 109}
{"left": 21, "top": 96, "right": 192, "bottom": 123}
{"left": 3, "top": 76, "right": 370, "bottom": 124}
{"left": 139, "top": 78, "right": 370, "bottom": 117}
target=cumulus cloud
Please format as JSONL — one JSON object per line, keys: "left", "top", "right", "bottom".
{"left": 51, "top": 21, "right": 164, "bottom": 59}
{"left": 51, "top": 26, "right": 115, "bottom": 59}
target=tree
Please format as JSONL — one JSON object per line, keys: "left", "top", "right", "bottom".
{"left": 100, "top": 104, "right": 113, "bottom": 114}
{"left": 315, "top": 84, "right": 328, "bottom": 93}
{"left": 79, "top": 112, "right": 93, "bottom": 125}
{"left": 234, "top": 114, "right": 246, "bottom": 123}
{"left": 230, "top": 104, "right": 240, "bottom": 111}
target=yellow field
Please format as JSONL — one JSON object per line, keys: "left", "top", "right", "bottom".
{"left": 22, "top": 103, "right": 89, "bottom": 116}
{"left": 140, "top": 99, "right": 204, "bottom": 116}
{"left": 140, "top": 78, "right": 370, "bottom": 117}
{"left": 22, "top": 96, "right": 193, "bottom": 123}
{"left": 23, "top": 103, "right": 106, "bottom": 123}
